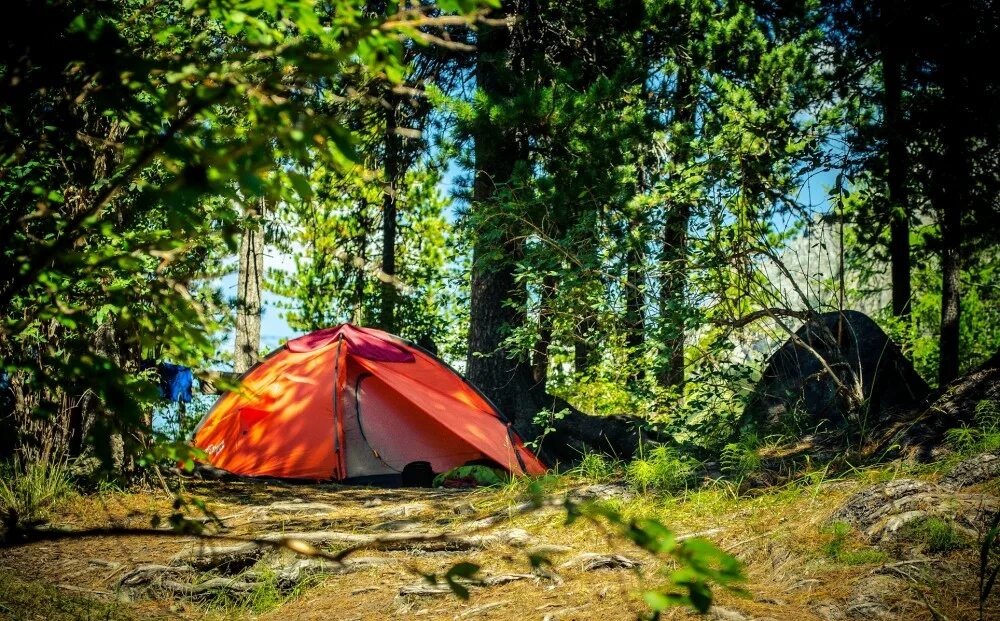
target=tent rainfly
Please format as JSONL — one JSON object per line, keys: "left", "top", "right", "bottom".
{"left": 192, "top": 324, "right": 546, "bottom": 483}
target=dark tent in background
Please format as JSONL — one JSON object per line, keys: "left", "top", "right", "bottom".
{"left": 744, "top": 310, "right": 930, "bottom": 433}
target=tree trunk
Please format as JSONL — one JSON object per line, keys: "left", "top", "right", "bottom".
{"left": 657, "top": 68, "right": 695, "bottom": 391}
{"left": 379, "top": 96, "right": 400, "bottom": 334}
{"left": 939, "top": 192, "right": 962, "bottom": 386}
{"left": 532, "top": 275, "right": 556, "bottom": 384}
{"left": 574, "top": 316, "right": 598, "bottom": 375}
{"left": 466, "top": 2, "right": 536, "bottom": 431}
{"left": 881, "top": 0, "right": 912, "bottom": 318}
{"left": 465, "top": 1, "right": 656, "bottom": 466}
{"left": 625, "top": 214, "right": 646, "bottom": 368}
{"left": 627, "top": 74, "right": 652, "bottom": 378}
{"left": 936, "top": 8, "right": 967, "bottom": 387}
{"left": 353, "top": 197, "right": 368, "bottom": 324}
{"left": 235, "top": 197, "right": 264, "bottom": 374}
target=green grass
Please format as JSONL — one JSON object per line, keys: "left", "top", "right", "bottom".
{"left": 0, "top": 569, "right": 136, "bottom": 621}
{"left": 571, "top": 451, "right": 621, "bottom": 482}
{"left": 900, "top": 517, "right": 971, "bottom": 553}
{"left": 943, "top": 399, "right": 1000, "bottom": 459}
{"left": 0, "top": 457, "right": 75, "bottom": 528}
{"left": 720, "top": 433, "right": 763, "bottom": 480}
{"left": 625, "top": 445, "right": 698, "bottom": 494}
{"left": 197, "top": 563, "right": 332, "bottom": 616}
{"left": 199, "top": 567, "right": 285, "bottom": 615}
{"left": 820, "top": 521, "right": 890, "bottom": 565}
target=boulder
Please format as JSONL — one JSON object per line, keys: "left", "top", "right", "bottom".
{"left": 874, "top": 351, "right": 1000, "bottom": 461}
{"left": 827, "top": 478, "right": 1000, "bottom": 543}
{"left": 743, "top": 311, "right": 929, "bottom": 433}
{"left": 940, "top": 452, "right": 1000, "bottom": 489}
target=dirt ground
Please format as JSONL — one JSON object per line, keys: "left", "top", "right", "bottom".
{"left": 1, "top": 472, "right": 997, "bottom": 621}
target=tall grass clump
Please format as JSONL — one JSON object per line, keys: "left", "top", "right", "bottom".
{"left": 945, "top": 399, "right": 1000, "bottom": 456}
{"left": 573, "top": 451, "right": 620, "bottom": 482}
{"left": 0, "top": 457, "right": 75, "bottom": 528}
{"left": 625, "top": 445, "right": 698, "bottom": 494}
{"left": 720, "top": 432, "right": 763, "bottom": 480}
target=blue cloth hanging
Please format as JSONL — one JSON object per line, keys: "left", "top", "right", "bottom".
{"left": 157, "top": 362, "right": 193, "bottom": 403}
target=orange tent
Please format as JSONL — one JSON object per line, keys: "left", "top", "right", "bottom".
{"left": 192, "top": 324, "right": 546, "bottom": 482}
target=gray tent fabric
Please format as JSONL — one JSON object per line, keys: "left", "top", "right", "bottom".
{"left": 744, "top": 310, "right": 930, "bottom": 433}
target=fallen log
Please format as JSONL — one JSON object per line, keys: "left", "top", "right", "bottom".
{"left": 156, "top": 577, "right": 261, "bottom": 598}
{"left": 557, "top": 553, "right": 640, "bottom": 571}
{"left": 120, "top": 563, "right": 196, "bottom": 587}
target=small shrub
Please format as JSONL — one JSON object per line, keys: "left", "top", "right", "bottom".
{"left": 720, "top": 433, "right": 762, "bottom": 480}
{"left": 573, "top": 451, "right": 618, "bottom": 482}
{"left": 944, "top": 400, "right": 1000, "bottom": 457}
{"left": 975, "top": 400, "right": 1000, "bottom": 453}
{"left": 900, "top": 517, "right": 971, "bottom": 553}
{"left": 975, "top": 400, "right": 1000, "bottom": 430}
{"left": 625, "top": 445, "right": 698, "bottom": 494}
{"left": 820, "top": 521, "right": 889, "bottom": 565}
{"left": 821, "top": 521, "right": 851, "bottom": 558}
{"left": 0, "top": 457, "right": 75, "bottom": 528}
{"left": 945, "top": 426, "right": 979, "bottom": 454}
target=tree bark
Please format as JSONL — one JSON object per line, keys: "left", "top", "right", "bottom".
{"left": 532, "top": 275, "right": 556, "bottom": 384}
{"left": 939, "top": 191, "right": 962, "bottom": 386}
{"left": 935, "top": 6, "right": 968, "bottom": 387}
{"left": 574, "top": 316, "right": 598, "bottom": 375}
{"left": 880, "top": 0, "right": 912, "bottom": 318}
{"left": 657, "top": 68, "right": 695, "bottom": 391}
{"left": 465, "top": 1, "right": 656, "bottom": 466}
{"left": 235, "top": 197, "right": 264, "bottom": 374}
{"left": 379, "top": 95, "right": 400, "bottom": 334}
{"left": 466, "top": 2, "right": 536, "bottom": 430}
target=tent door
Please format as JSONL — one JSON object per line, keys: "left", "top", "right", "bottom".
{"left": 342, "top": 371, "right": 398, "bottom": 478}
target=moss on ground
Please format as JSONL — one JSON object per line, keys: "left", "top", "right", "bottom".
{"left": 0, "top": 569, "right": 138, "bottom": 621}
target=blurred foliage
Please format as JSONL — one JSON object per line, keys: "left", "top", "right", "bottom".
{"left": 0, "top": 0, "right": 490, "bottom": 471}
{"left": 560, "top": 490, "right": 746, "bottom": 614}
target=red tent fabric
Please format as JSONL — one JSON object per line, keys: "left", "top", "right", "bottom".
{"left": 192, "top": 324, "right": 546, "bottom": 481}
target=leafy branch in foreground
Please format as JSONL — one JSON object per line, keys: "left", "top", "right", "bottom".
{"left": 422, "top": 483, "right": 745, "bottom": 615}
{"left": 563, "top": 498, "right": 746, "bottom": 615}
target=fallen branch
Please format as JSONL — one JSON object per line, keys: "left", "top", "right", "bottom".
{"left": 120, "top": 564, "right": 196, "bottom": 587}
{"left": 56, "top": 584, "right": 112, "bottom": 596}
{"left": 398, "top": 573, "right": 538, "bottom": 597}
{"left": 156, "top": 577, "right": 260, "bottom": 598}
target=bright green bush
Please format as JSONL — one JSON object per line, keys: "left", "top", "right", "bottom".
{"left": 625, "top": 445, "right": 698, "bottom": 494}
{"left": 573, "top": 451, "right": 619, "bottom": 482}
{"left": 720, "top": 433, "right": 763, "bottom": 479}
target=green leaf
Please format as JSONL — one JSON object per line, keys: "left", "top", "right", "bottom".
{"left": 643, "top": 591, "right": 671, "bottom": 611}
{"left": 288, "top": 172, "right": 314, "bottom": 199}
{"left": 446, "top": 562, "right": 480, "bottom": 579}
